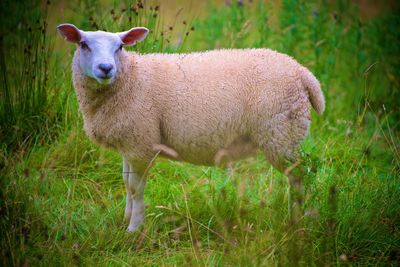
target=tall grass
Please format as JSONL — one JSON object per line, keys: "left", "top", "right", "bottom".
{"left": 0, "top": 0, "right": 399, "bottom": 266}
{"left": 0, "top": 0, "right": 52, "bottom": 157}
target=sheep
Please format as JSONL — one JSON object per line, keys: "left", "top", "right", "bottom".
{"left": 57, "top": 23, "right": 325, "bottom": 232}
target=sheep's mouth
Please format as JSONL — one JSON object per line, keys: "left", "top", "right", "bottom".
{"left": 96, "top": 76, "right": 114, "bottom": 85}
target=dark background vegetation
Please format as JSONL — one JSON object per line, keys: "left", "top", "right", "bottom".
{"left": 1, "top": 0, "right": 399, "bottom": 265}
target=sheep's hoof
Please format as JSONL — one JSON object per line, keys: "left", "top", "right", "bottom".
{"left": 126, "top": 226, "right": 136, "bottom": 233}
{"left": 127, "top": 223, "right": 142, "bottom": 233}
{"left": 127, "top": 219, "right": 144, "bottom": 233}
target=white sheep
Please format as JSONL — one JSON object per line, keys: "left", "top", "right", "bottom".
{"left": 57, "top": 24, "right": 325, "bottom": 232}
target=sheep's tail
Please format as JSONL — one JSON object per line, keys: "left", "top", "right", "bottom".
{"left": 300, "top": 67, "right": 325, "bottom": 114}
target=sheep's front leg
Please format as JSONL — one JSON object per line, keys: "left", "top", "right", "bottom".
{"left": 122, "top": 158, "right": 132, "bottom": 222}
{"left": 127, "top": 164, "right": 146, "bottom": 232}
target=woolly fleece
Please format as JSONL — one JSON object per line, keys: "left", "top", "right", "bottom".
{"left": 72, "top": 48, "right": 324, "bottom": 171}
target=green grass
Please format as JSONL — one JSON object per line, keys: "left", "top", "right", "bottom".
{"left": 1, "top": 0, "right": 399, "bottom": 266}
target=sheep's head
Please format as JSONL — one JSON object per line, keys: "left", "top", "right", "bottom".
{"left": 57, "top": 24, "right": 148, "bottom": 85}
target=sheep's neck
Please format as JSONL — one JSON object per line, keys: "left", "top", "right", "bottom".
{"left": 76, "top": 77, "right": 120, "bottom": 116}
{"left": 72, "top": 53, "right": 136, "bottom": 150}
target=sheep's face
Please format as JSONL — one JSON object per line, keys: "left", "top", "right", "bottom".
{"left": 57, "top": 24, "right": 148, "bottom": 85}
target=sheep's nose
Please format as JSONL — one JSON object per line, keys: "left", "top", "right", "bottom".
{"left": 98, "top": 63, "right": 113, "bottom": 75}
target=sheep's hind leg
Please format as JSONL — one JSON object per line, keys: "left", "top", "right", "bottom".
{"left": 261, "top": 139, "right": 308, "bottom": 266}
{"left": 122, "top": 158, "right": 132, "bottom": 222}
{"left": 127, "top": 164, "right": 146, "bottom": 232}
{"left": 266, "top": 152, "right": 305, "bottom": 216}
{"left": 257, "top": 113, "right": 310, "bottom": 264}
{"left": 256, "top": 111, "right": 311, "bottom": 222}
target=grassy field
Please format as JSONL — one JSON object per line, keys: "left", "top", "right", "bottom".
{"left": 1, "top": 0, "right": 399, "bottom": 266}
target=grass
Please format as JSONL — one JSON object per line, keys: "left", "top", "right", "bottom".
{"left": 1, "top": 0, "right": 399, "bottom": 266}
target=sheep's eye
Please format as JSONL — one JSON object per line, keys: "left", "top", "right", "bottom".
{"left": 115, "top": 45, "right": 123, "bottom": 53}
{"left": 80, "top": 42, "right": 90, "bottom": 51}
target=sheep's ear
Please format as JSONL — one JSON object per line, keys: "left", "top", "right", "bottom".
{"left": 57, "top": 24, "right": 82, "bottom": 43}
{"left": 118, "top": 27, "right": 149, "bottom": 46}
